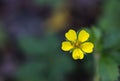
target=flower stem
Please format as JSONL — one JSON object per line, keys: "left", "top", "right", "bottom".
{"left": 93, "top": 52, "right": 100, "bottom": 81}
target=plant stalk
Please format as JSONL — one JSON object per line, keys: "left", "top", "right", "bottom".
{"left": 93, "top": 52, "right": 100, "bottom": 81}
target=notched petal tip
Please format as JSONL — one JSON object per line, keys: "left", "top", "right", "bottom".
{"left": 61, "top": 41, "right": 73, "bottom": 51}
{"left": 65, "top": 29, "right": 77, "bottom": 42}
{"left": 78, "top": 30, "right": 90, "bottom": 42}
{"left": 81, "top": 42, "right": 94, "bottom": 53}
{"left": 72, "top": 48, "right": 84, "bottom": 60}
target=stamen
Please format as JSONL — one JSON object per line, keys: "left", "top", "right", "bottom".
{"left": 74, "top": 41, "right": 80, "bottom": 48}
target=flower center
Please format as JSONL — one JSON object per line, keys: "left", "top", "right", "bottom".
{"left": 74, "top": 40, "right": 80, "bottom": 48}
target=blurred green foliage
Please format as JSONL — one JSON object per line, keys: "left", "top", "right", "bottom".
{"left": 17, "top": 33, "right": 75, "bottom": 81}
{"left": 0, "top": 23, "right": 6, "bottom": 47}
{"left": 0, "top": 0, "right": 120, "bottom": 81}
{"left": 34, "top": 0, "right": 64, "bottom": 7}
{"left": 17, "top": 0, "right": 120, "bottom": 81}
{"left": 99, "top": 57, "right": 119, "bottom": 81}
{"left": 90, "top": 0, "right": 120, "bottom": 81}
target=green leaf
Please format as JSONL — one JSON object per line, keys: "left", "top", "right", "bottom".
{"left": 17, "top": 33, "right": 75, "bottom": 81}
{"left": 109, "top": 51, "right": 120, "bottom": 64}
{"left": 91, "top": 27, "right": 103, "bottom": 51}
{"left": 98, "top": 0, "right": 120, "bottom": 32}
{"left": 95, "top": 0, "right": 120, "bottom": 57}
{"left": 17, "top": 61, "right": 48, "bottom": 81}
{"left": 91, "top": 27, "right": 102, "bottom": 42}
{"left": 103, "top": 30, "right": 120, "bottom": 50}
{"left": 17, "top": 53, "right": 74, "bottom": 81}
{"left": 18, "top": 34, "right": 59, "bottom": 55}
{"left": 99, "top": 56, "right": 119, "bottom": 81}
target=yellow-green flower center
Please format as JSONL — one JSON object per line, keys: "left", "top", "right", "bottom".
{"left": 74, "top": 40, "right": 80, "bottom": 48}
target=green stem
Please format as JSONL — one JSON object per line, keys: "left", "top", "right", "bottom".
{"left": 93, "top": 52, "right": 100, "bottom": 81}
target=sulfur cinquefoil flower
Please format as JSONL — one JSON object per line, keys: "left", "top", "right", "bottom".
{"left": 61, "top": 29, "right": 94, "bottom": 60}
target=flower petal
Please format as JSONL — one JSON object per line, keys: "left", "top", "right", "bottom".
{"left": 65, "top": 29, "right": 77, "bottom": 42}
{"left": 72, "top": 48, "right": 84, "bottom": 60}
{"left": 81, "top": 42, "right": 94, "bottom": 53}
{"left": 78, "top": 30, "right": 89, "bottom": 42}
{"left": 61, "top": 41, "right": 73, "bottom": 51}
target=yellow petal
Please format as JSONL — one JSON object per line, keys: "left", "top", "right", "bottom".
{"left": 81, "top": 42, "right": 94, "bottom": 53}
{"left": 72, "top": 48, "right": 84, "bottom": 60}
{"left": 65, "top": 29, "right": 77, "bottom": 42}
{"left": 61, "top": 41, "right": 73, "bottom": 51}
{"left": 78, "top": 30, "right": 89, "bottom": 42}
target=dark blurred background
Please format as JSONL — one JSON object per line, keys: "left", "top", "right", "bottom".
{"left": 0, "top": 0, "right": 119, "bottom": 81}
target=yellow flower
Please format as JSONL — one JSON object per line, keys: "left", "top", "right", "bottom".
{"left": 61, "top": 29, "right": 94, "bottom": 60}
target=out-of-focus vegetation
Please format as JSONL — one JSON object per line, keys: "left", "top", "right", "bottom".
{"left": 17, "top": 33, "right": 74, "bottom": 81}
{"left": 89, "top": 0, "right": 120, "bottom": 81}
{"left": 95, "top": 0, "right": 120, "bottom": 81}
{"left": 0, "top": 0, "right": 120, "bottom": 81}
